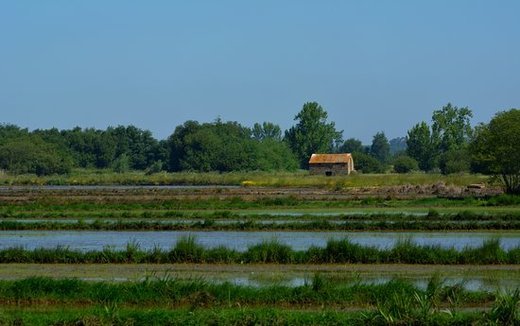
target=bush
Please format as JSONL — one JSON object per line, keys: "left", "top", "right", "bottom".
{"left": 145, "top": 160, "right": 164, "bottom": 175}
{"left": 352, "top": 152, "right": 386, "bottom": 173}
{"left": 112, "top": 154, "right": 131, "bottom": 173}
{"left": 393, "top": 156, "right": 419, "bottom": 173}
{"left": 439, "top": 149, "right": 470, "bottom": 175}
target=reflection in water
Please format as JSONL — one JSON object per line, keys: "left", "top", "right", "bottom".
{"left": 79, "top": 274, "right": 518, "bottom": 292}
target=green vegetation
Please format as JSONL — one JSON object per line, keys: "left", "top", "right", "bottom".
{"left": 0, "top": 276, "right": 518, "bottom": 325}
{"left": 2, "top": 99, "right": 520, "bottom": 326}
{"left": 2, "top": 218, "right": 520, "bottom": 232}
{"left": 407, "top": 103, "right": 474, "bottom": 175}
{"left": 167, "top": 119, "right": 298, "bottom": 172}
{"left": 0, "top": 168, "right": 488, "bottom": 186}
{"left": 0, "top": 276, "right": 498, "bottom": 306}
{"left": 285, "top": 102, "right": 342, "bottom": 168}
{"left": 370, "top": 131, "right": 390, "bottom": 164}
{"left": 1, "top": 237, "right": 519, "bottom": 264}
{"left": 2, "top": 190, "right": 519, "bottom": 216}
{"left": 393, "top": 155, "right": 419, "bottom": 173}
{"left": 1, "top": 102, "right": 519, "bottom": 195}
{"left": 473, "top": 109, "right": 520, "bottom": 194}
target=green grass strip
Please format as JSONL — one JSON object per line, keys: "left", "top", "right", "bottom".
{"left": 1, "top": 237, "right": 519, "bottom": 264}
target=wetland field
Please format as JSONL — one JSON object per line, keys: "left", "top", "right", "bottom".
{"left": 0, "top": 177, "right": 519, "bottom": 324}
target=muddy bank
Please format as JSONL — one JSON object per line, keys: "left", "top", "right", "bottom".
{"left": 0, "top": 183, "right": 502, "bottom": 203}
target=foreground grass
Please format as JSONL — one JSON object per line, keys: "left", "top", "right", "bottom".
{"left": 1, "top": 237, "right": 519, "bottom": 264}
{"left": 0, "top": 276, "right": 497, "bottom": 306}
{"left": 0, "top": 277, "right": 518, "bottom": 325}
{"left": 0, "top": 306, "right": 488, "bottom": 326}
{"left": 0, "top": 169, "right": 488, "bottom": 187}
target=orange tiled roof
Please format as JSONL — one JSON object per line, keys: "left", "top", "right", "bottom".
{"left": 309, "top": 153, "right": 352, "bottom": 164}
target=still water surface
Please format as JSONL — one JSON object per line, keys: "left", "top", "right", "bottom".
{"left": 0, "top": 230, "right": 519, "bottom": 251}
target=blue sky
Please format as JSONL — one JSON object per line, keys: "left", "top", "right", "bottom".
{"left": 1, "top": 1, "right": 519, "bottom": 143}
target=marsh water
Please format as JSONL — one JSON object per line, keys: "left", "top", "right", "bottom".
{"left": 0, "top": 230, "right": 518, "bottom": 251}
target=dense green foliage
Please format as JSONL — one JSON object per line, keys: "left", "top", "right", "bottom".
{"left": 339, "top": 138, "right": 364, "bottom": 153}
{"left": 393, "top": 155, "right": 419, "bottom": 173}
{"left": 472, "top": 109, "right": 520, "bottom": 194}
{"left": 1, "top": 102, "right": 517, "bottom": 179}
{"left": 285, "top": 102, "right": 343, "bottom": 168}
{"left": 0, "top": 119, "right": 298, "bottom": 175}
{"left": 407, "top": 121, "right": 435, "bottom": 171}
{"left": 166, "top": 120, "right": 298, "bottom": 172}
{"left": 370, "top": 131, "right": 390, "bottom": 164}
{"left": 0, "top": 136, "right": 73, "bottom": 176}
{"left": 352, "top": 152, "right": 386, "bottom": 173}
{"left": 407, "top": 104, "right": 473, "bottom": 174}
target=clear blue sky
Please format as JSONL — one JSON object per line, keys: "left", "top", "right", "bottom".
{"left": 1, "top": 1, "right": 519, "bottom": 143}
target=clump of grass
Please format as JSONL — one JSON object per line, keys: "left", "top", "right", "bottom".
{"left": 169, "top": 235, "right": 205, "bottom": 263}
{"left": 486, "top": 194, "right": 520, "bottom": 206}
{"left": 487, "top": 289, "right": 520, "bottom": 325}
{"left": 243, "top": 239, "right": 294, "bottom": 263}
{"left": 321, "top": 238, "right": 380, "bottom": 263}
{"left": 460, "top": 238, "right": 507, "bottom": 264}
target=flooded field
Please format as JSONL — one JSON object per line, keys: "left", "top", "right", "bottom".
{"left": 1, "top": 230, "right": 519, "bottom": 251}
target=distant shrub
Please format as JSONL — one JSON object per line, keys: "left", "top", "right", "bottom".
{"left": 353, "top": 152, "right": 386, "bottom": 173}
{"left": 393, "top": 155, "right": 419, "bottom": 173}
{"left": 112, "top": 154, "right": 130, "bottom": 173}
{"left": 145, "top": 160, "right": 164, "bottom": 175}
{"left": 439, "top": 149, "right": 470, "bottom": 175}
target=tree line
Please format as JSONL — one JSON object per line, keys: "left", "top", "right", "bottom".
{"left": 0, "top": 102, "right": 519, "bottom": 193}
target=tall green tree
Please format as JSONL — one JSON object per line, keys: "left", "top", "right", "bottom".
{"left": 252, "top": 122, "right": 282, "bottom": 141}
{"left": 389, "top": 137, "right": 407, "bottom": 155}
{"left": 370, "top": 132, "right": 390, "bottom": 163}
{"left": 406, "top": 122, "right": 435, "bottom": 171}
{"left": 285, "top": 102, "right": 343, "bottom": 168}
{"left": 107, "top": 125, "right": 161, "bottom": 170}
{"left": 432, "top": 103, "right": 473, "bottom": 153}
{"left": 471, "top": 109, "right": 520, "bottom": 194}
{"left": 406, "top": 103, "right": 473, "bottom": 173}
{"left": 339, "top": 138, "right": 364, "bottom": 154}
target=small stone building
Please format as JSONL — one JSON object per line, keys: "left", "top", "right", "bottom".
{"left": 308, "top": 153, "right": 354, "bottom": 176}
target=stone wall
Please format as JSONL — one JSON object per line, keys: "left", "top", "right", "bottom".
{"left": 309, "top": 163, "right": 350, "bottom": 176}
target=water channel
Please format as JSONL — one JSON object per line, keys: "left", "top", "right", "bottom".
{"left": 0, "top": 230, "right": 518, "bottom": 251}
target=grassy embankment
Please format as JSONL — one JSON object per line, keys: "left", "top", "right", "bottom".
{"left": 1, "top": 237, "right": 519, "bottom": 264}
{"left": 0, "top": 169, "right": 489, "bottom": 187}
{"left": 2, "top": 217, "right": 520, "bottom": 231}
{"left": 0, "top": 276, "right": 518, "bottom": 325}
{"left": 2, "top": 192, "right": 520, "bottom": 231}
